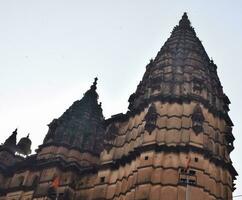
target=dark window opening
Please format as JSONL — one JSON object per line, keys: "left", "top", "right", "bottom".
{"left": 100, "top": 177, "right": 105, "bottom": 183}
{"left": 144, "top": 156, "right": 149, "bottom": 160}
{"left": 180, "top": 178, "right": 186, "bottom": 183}
{"left": 194, "top": 157, "right": 198, "bottom": 162}
{"left": 189, "top": 170, "right": 196, "bottom": 175}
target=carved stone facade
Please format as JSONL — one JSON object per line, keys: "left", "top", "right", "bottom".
{"left": 0, "top": 13, "right": 237, "bottom": 200}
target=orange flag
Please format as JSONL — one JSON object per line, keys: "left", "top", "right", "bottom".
{"left": 185, "top": 157, "right": 191, "bottom": 171}
{"left": 52, "top": 176, "right": 60, "bottom": 188}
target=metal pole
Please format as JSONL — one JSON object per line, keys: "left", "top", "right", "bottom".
{"left": 185, "top": 174, "right": 189, "bottom": 200}
{"left": 56, "top": 190, "right": 59, "bottom": 200}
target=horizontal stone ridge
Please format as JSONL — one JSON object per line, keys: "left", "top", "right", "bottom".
{"left": 103, "top": 102, "right": 233, "bottom": 166}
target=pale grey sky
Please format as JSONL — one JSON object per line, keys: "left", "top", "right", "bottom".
{"left": 0, "top": 0, "right": 241, "bottom": 197}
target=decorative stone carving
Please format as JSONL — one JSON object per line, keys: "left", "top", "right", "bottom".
{"left": 224, "top": 126, "right": 234, "bottom": 153}
{"left": 191, "top": 104, "right": 204, "bottom": 134}
{"left": 193, "top": 77, "right": 203, "bottom": 93}
{"left": 104, "top": 123, "right": 118, "bottom": 152}
{"left": 44, "top": 119, "right": 59, "bottom": 143}
{"left": 105, "top": 123, "right": 118, "bottom": 141}
{"left": 144, "top": 103, "right": 158, "bottom": 133}
{"left": 128, "top": 93, "right": 136, "bottom": 110}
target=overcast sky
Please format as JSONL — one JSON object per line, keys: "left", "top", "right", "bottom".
{"left": 0, "top": 0, "right": 241, "bottom": 197}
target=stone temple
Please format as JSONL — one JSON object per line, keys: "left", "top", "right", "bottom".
{"left": 0, "top": 13, "right": 237, "bottom": 200}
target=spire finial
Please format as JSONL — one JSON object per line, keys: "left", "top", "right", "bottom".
{"left": 179, "top": 12, "right": 191, "bottom": 28}
{"left": 183, "top": 12, "right": 188, "bottom": 18}
{"left": 90, "top": 77, "right": 98, "bottom": 91}
{"left": 94, "top": 77, "right": 98, "bottom": 85}
{"left": 13, "top": 128, "right": 17, "bottom": 134}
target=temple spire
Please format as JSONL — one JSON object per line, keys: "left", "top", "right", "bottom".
{"left": 128, "top": 12, "right": 224, "bottom": 116}
{"left": 4, "top": 128, "right": 17, "bottom": 148}
{"left": 43, "top": 78, "right": 105, "bottom": 155}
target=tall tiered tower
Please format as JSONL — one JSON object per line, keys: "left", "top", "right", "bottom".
{"left": 82, "top": 13, "right": 237, "bottom": 200}
{"left": 0, "top": 13, "right": 237, "bottom": 200}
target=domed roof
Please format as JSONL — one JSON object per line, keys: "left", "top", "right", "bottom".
{"left": 17, "top": 134, "right": 32, "bottom": 155}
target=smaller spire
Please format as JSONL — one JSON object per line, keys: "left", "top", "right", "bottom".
{"left": 179, "top": 12, "right": 191, "bottom": 28}
{"left": 42, "top": 77, "right": 105, "bottom": 156}
{"left": 4, "top": 128, "right": 17, "bottom": 146}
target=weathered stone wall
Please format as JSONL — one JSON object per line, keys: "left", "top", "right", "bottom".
{"left": 37, "top": 145, "right": 100, "bottom": 166}
{"left": 75, "top": 101, "right": 233, "bottom": 200}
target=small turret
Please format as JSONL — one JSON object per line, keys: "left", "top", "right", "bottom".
{"left": 0, "top": 129, "right": 24, "bottom": 170}
{"left": 17, "top": 134, "right": 32, "bottom": 156}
